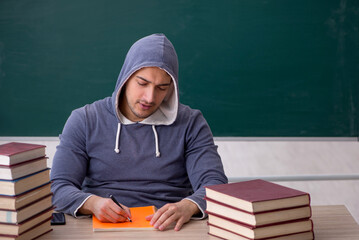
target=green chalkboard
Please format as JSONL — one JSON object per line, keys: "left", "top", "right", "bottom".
{"left": 0, "top": 0, "right": 358, "bottom": 137}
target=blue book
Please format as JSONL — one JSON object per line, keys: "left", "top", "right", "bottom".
{"left": 0, "top": 169, "right": 50, "bottom": 196}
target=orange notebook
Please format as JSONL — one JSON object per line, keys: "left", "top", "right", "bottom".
{"left": 92, "top": 205, "right": 156, "bottom": 231}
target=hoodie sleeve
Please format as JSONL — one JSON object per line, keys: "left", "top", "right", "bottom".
{"left": 50, "top": 108, "right": 93, "bottom": 217}
{"left": 184, "top": 110, "right": 228, "bottom": 219}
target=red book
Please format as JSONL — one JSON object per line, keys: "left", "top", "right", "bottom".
{"left": 0, "top": 157, "right": 48, "bottom": 180}
{"left": 208, "top": 223, "right": 314, "bottom": 240}
{"left": 0, "top": 194, "right": 53, "bottom": 224}
{"left": 0, "top": 219, "right": 52, "bottom": 240}
{"left": 0, "top": 208, "right": 53, "bottom": 236}
{"left": 205, "top": 179, "right": 310, "bottom": 213}
{"left": 0, "top": 142, "right": 46, "bottom": 166}
{"left": 205, "top": 197, "right": 312, "bottom": 226}
{"left": 208, "top": 213, "right": 313, "bottom": 239}
{"left": 0, "top": 183, "right": 52, "bottom": 210}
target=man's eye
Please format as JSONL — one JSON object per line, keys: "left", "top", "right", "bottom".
{"left": 158, "top": 86, "right": 168, "bottom": 91}
{"left": 137, "top": 81, "right": 146, "bottom": 86}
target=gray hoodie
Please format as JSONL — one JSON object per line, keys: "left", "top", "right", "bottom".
{"left": 50, "top": 33, "right": 228, "bottom": 218}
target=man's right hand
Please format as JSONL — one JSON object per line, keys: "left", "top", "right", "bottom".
{"left": 79, "top": 195, "right": 131, "bottom": 223}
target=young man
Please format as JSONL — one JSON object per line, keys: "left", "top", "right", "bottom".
{"left": 50, "top": 33, "right": 228, "bottom": 231}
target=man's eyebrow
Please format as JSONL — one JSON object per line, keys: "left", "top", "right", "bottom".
{"left": 136, "top": 76, "right": 172, "bottom": 86}
{"left": 136, "top": 76, "right": 151, "bottom": 83}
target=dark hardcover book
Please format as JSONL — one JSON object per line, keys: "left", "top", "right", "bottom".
{"left": 0, "top": 142, "right": 46, "bottom": 166}
{"left": 0, "top": 157, "right": 48, "bottom": 180}
{"left": 0, "top": 183, "right": 51, "bottom": 210}
{"left": 205, "top": 179, "right": 310, "bottom": 213}
{"left": 206, "top": 197, "right": 312, "bottom": 226}
{"left": 0, "top": 219, "right": 52, "bottom": 240}
{"left": 0, "top": 169, "right": 50, "bottom": 196}
{"left": 208, "top": 213, "right": 313, "bottom": 239}
{"left": 208, "top": 223, "right": 314, "bottom": 240}
{"left": 0, "top": 208, "right": 53, "bottom": 235}
{"left": 0, "top": 194, "right": 53, "bottom": 224}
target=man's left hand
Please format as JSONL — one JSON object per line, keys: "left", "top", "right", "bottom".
{"left": 145, "top": 199, "right": 200, "bottom": 231}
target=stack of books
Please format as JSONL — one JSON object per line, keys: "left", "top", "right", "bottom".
{"left": 0, "top": 142, "right": 53, "bottom": 240}
{"left": 205, "top": 179, "right": 314, "bottom": 240}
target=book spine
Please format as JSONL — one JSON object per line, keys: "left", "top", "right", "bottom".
{"left": 0, "top": 211, "right": 15, "bottom": 223}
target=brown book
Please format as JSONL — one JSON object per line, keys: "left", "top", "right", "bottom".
{"left": 205, "top": 179, "right": 310, "bottom": 213}
{"left": 0, "top": 143, "right": 46, "bottom": 166}
{"left": 0, "top": 183, "right": 51, "bottom": 210}
{"left": 0, "top": 219, "right": 52, "bottom": 240}
{"left": 0, "top": 208, "right": 53, "bottom": 236}
{"left": 0, "top": 158, "right": 48, "bottom": 180}
{"left": 0, "top": 169, "right": 50, "bottom": 196}
{"left": 208, "top": 213, "right": 313, "bottom": 239}
{"left": 0, "top": 195, "right": 53, "bottom": 224}
{"left": 206, "top": 197, "right": 312, "bottom": 226}
{"left": 208, "top": 224, "right": 314, "bottom": 240}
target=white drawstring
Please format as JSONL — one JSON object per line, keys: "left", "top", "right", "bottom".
{"left": 152, "top": 125, "right": 161, "bottom": 158}
{"left": 114, "top": 122, "right": 160, "bottom": 157}
{"left": 114, "top": 122, "right": 121, "bottom": 153}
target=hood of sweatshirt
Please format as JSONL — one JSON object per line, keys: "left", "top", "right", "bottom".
{"left": 111, "top": 33, "right": 179, "bottom": 156}
{"left": 111, "top": 33, "right": 179, "bottom": 126}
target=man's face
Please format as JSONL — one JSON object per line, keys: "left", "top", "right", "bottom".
{"left": 120, "top": 67, "right": 172, "bottom": 122}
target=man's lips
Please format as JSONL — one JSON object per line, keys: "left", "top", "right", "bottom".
{"left": 139, "top": 103, "right": 153, "bottom": 110}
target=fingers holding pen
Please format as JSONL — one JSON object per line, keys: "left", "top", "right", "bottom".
{"left": 109, "top": 199, "right": 132, "bottom": 220}
{"left": 83, "top": 195, "right": 131, "bottom": 223}
{"left": 109, "top": 195, "right": 132, "bottom": 222}
{"left": 88, "top": 197, "right": 123, "bottom": 222}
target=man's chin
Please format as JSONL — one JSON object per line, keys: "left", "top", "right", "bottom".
{"left": 134, "top": 110, "right": 153, "bottom": 120}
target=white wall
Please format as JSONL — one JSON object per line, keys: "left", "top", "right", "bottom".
{"left": 215, "top": 140, "right": 359, "bottom": 224}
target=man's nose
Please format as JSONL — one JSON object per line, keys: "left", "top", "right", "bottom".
{"left": 143, "top": 87, "right": 155, "bottom": 103}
